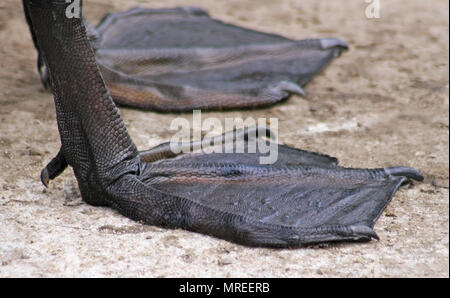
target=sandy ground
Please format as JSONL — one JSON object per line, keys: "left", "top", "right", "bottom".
{"left": 0, "top": 0, "right": 448, "bottom": 278}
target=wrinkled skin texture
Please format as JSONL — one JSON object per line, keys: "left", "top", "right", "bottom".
{"left": 30, "top": 6, "right": 348, "bottom": 112}
{"left": 24, "top": 0, "right": 423, "bottom": 247}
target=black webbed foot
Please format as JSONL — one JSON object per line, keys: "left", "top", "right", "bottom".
{"left": 27, "top": 5, "right": 348, "bottom": 112}
{"left": 137, "top": 138, "right": 422, "bottom": 246}
{"left": 25, "top": 0, "right": 422, "bottom": 248}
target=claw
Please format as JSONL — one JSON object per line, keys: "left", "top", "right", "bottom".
{"left": 271, "top": 81, "right": 306, "bottom": 97}
{"left": 40, "top": 167, "right": 49, "bottom": 188}
{"left": 349, "top": 225, "right": 380, "bottom": 241}
{"left": 385, "top": 167, "right": 425, "bottom": 182}
{"left": 320, "top": 38, "right": 349, "bottom": 51}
